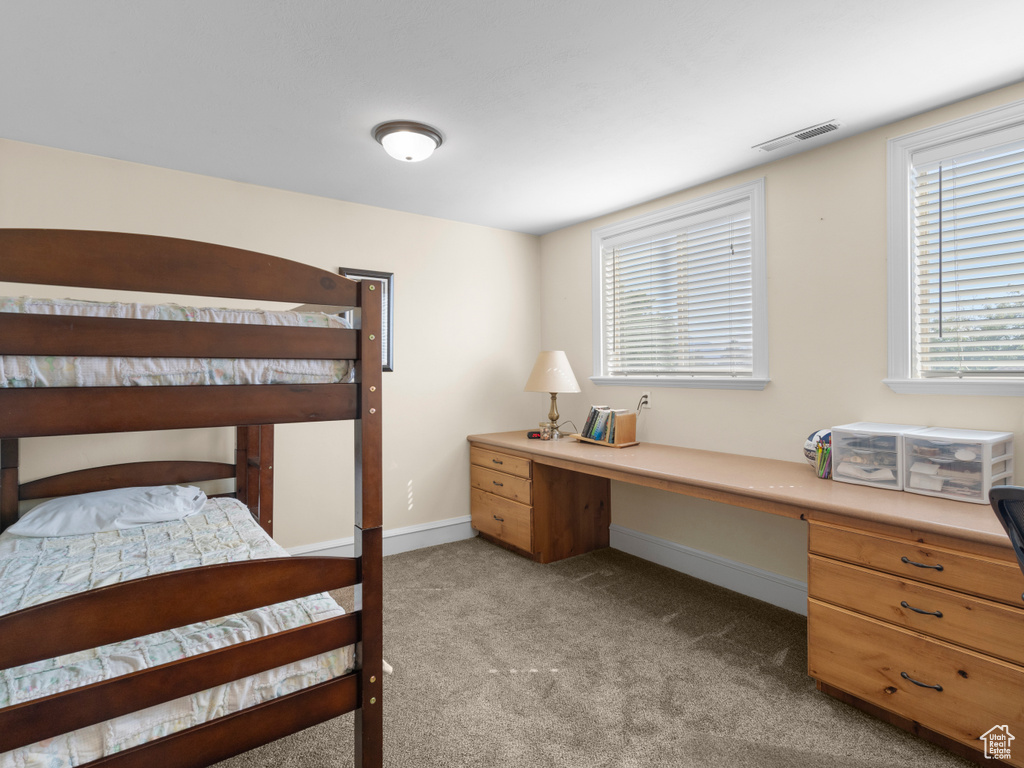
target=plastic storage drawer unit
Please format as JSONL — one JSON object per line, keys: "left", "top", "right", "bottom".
{"left": 831, "top": 423, "right": 926, "bottom": 490}
{"left": 903, "top": 428, "right": 1013, "bottom": 504}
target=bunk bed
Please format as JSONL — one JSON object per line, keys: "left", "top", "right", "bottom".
{"left": 0, "top": 229, "right": 383, "bottom": 768}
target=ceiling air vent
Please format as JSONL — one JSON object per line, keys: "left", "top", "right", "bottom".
{"left": 753, "top": 120, "right": 841, "bottom": 152}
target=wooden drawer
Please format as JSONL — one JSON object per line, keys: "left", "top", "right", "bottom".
{"left": 809, "top": 599, "right": 1024, "bottom": 762}
{"left": 471, "top": 488, "right": 532, "bottom": 552}
{"left": 810, "top": 554, "right": 1024, "bottom": 666}
{"left": 809, "top": 522, "right": 1024, "bottom": 607}
{"left": 470, "top": 465, "right": 531, "bottom": 505}
{"left": 470, "top": 446, "right": 531, "bottom": 480}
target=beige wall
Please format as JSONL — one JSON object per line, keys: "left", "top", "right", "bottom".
{"left": 0, "top": 138, "right": 542, "bottom": 548}
{"left": 539, "top": 81, "right": 1024, "bottom": 583}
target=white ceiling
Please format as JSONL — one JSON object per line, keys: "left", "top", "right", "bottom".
{"left": 2, "top": 1, "right": 1024, "bottom": 235}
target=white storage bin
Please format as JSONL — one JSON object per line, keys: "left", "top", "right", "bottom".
{"left": 831, "top": 423, "right": 927, "bottom": 490}
{"left": 903, "top": 428, "right": 1014, "bottom": 504}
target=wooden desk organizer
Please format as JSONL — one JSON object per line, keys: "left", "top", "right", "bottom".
{"left": 572, "top": 411, "right": 638, "bottom": 448}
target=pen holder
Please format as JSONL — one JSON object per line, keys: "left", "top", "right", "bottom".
{"left": 815, "top": 444, "right": 832, "bottom": 479}
{"left": 804, "top": 429, "right": 832, "bottom": 479}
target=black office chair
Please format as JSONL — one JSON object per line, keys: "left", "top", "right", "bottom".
{"left": 988, "top": 487, "right": 1024, "bottom": 589}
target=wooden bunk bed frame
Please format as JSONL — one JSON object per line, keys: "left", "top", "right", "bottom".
{"left": 0, "top": 229, "right": 383, "bottom": 768}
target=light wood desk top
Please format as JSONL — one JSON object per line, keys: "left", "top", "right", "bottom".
{"left": 468, "top": 431, "right": 1014, "bottom": 556}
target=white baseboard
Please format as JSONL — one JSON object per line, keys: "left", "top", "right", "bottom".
{"left": 610, "top": 524, "right": 808, "bottom": 616}
{"left": 286, "top": 515, "right": 476, "bottom": 558}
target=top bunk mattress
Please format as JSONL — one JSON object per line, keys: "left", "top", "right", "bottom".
{"left": 0, "top": 296, "right": 354, "bottom": 388}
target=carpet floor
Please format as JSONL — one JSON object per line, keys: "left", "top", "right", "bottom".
{"left": 216, "top": 537, "right": 972, "bottom": 767}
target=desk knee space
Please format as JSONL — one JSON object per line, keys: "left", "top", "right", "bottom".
{"left": 533, "top": 463, "right": 610, "bottom": 563}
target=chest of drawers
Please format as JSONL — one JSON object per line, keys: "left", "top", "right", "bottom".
{"left": 469, "top": 443, "right": 610, "bottom": 564}
{"left": 808, "top": 520, "right": 1024, "bottom": 765}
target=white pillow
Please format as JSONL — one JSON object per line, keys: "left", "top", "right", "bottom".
{"left": 7, "top": 485, "right": 208, "bottom": 537}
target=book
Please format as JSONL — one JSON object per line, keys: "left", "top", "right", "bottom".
{"left": 591, "top": 409, "right": 611, "bottom": 441}
{"left": 582, "top": 405, "right": 609, "bottom": 439}
{"left": 581, "top": 409, "right": 595, "bottom": 438}
{"left": 606, "top": 409, "right": 630, "bottom": 444}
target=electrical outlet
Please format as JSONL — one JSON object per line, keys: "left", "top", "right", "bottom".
{"left": 640, "top": 391, "right": 651, "bottom": 410}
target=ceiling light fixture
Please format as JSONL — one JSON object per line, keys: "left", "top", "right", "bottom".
{"left": 372, "top": 120, "right": 443, "bottom": 162}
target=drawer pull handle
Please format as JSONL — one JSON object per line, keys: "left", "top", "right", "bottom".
{"left": 492, "top": 481, "right": 504, "bottom": 487}
{"left": 901, "top": 556, "right": 943, "bottom": 571}
{"left": 900, "top": 600, "right": 943, "bottom": 618}
{"left": 492, "top": 458, "right": 504, "bottom": 465}
{"left": 493, "top": 515, "right": 505, "bottom": 522}
{"left": 900, "top": 671, "right": 942, "bottom": 692}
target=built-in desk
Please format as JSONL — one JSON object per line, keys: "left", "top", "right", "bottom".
{"left": 468, "top": 430, "right": 1013, "bottom": 553}
{"left": 467, "top": 431, "right": 1024, "bottom": 766}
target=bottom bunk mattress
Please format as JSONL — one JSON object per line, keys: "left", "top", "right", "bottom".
{"left": 0, "top": 497, "right": 355, "bottom": 767}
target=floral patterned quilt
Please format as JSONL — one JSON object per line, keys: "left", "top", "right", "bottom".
{"left": 0, "top": 296, "right": 353, "bottom": 388}
{"left": 0, "top": 498, "right": 354, "bottom": 767}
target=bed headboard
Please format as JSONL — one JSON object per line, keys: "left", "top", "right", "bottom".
{"left": 0, "top": 229, "right": 383, "bottom": 542}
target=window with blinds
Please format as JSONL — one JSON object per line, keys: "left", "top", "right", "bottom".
{"left": 912, "top": 141, "right": 1024, "bottom": 377}
{"left": 888, "top": 99, "right": 1024, "bottom": 395}
{"left": 592, "top": 179, "right": 767, "bottom": 389}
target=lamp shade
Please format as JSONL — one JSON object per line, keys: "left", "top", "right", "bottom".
{"left": 524, "top": 351, "right": 580, "bottom": 393}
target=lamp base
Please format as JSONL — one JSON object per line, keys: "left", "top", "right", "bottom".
{"left": 543, "top": 392, "right": 564, "bottom": 439}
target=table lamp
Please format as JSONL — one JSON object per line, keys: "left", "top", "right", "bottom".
{"left": 524, "top": 351, "right": 580, "bottom": 439}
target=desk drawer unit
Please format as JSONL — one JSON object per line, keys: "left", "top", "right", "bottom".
{"left": 470, "top": 447, "right": 534, "bottom": 556}
{"left": 809, "top": 521, "right": 1024, "bottom": 764}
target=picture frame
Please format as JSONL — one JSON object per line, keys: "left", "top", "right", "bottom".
{"left": 339, "top": 267, "right": 394, "bottom": 372}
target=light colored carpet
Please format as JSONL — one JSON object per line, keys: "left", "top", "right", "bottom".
{"left": 216, "top": 537, "right": 972, "bottom": 767}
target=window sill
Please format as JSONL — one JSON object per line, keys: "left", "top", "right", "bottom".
{"left": 884, "top": 378, "right": 1024, "bottom": 397}
{"left": 591, "top": 375, "right": 769, "bottom": 391}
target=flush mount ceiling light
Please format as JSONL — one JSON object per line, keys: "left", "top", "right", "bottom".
{"left": 372, "top": 120, "right": 443, "bottom": 162}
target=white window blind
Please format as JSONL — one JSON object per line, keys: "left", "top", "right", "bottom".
{"left": 912, "top": 140, "right": 1024, "bottom": 378}
{"left": 887, "top": 98, "right": 1024, "bottom": 395}
{"left": 592, "top": 179, "right": 767, "bottom": 389}
{"left": 603, "top": 204, "right": 752, "bottom": 376}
